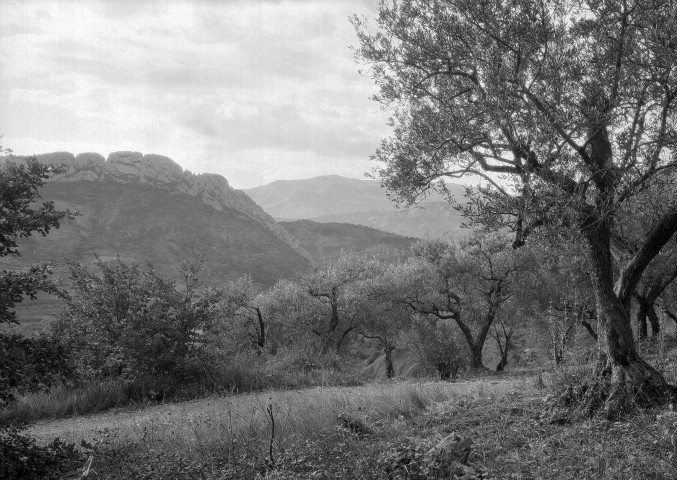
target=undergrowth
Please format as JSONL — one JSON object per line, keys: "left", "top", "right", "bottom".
{"left": 1, "top": 351, "right": 364, "bottom": 425}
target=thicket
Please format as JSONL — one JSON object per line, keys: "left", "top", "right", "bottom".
{"left": 53, "top": 257, "right": 223, "bottom": 397}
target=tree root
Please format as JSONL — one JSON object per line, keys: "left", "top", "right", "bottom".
{"left": 545, "top": 375, "right": 677, "bottom": 423}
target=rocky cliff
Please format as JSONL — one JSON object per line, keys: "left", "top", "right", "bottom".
{"left": 2, "top": 151, "right": 309, "bottom": 259}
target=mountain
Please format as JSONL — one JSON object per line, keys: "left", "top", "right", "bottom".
{"left": 244, "top": 175, "right": 395, "bottom": 219}
{"left": 245, "top": 175, "right": 469, "bottom": 239}
{"left": 0, "top": 152, "right": 310, "bottom": 289}
{"left": 279, "top": 220, "right": 417, "bottom": 263}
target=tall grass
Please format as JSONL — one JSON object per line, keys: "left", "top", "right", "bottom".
{"left": 1, "top": 380, "right": 130, "bottom": 424}
{"left": 28, "top": 379, "right": 521, "bottom": 477}
{"left": 2, "top": 351, "right": 365, "bottom": 425}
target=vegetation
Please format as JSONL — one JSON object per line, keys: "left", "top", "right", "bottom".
{"left": 2, "top": 1, "right": 677, "bottom": 477}
{"left": 53, "top": 257, "right": 222, "bottom": 394}
{"left": 23, "top": 372, "right": 677, "bottom": 479}
{"left": 354, "top": 0, "right": 677, "bottom": 414}
{"left": 0, "top": 154, "right": 85, "bottom": 479}
{"left": 0, "top": 157, "right": 66, "bottom": 324}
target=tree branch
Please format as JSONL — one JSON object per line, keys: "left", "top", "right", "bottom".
{"left": 616, "top": 205, "right": 677, "bottom": 301}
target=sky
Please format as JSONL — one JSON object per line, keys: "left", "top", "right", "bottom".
{"left": 0, "top": 0, "right": 390, "bottom": 189}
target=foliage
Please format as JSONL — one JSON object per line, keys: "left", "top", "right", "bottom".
{"left": 53, "top": 257, "right": 222, "bottom": 387}
{"left": 0, "top": 425, "right": 84, "bottom": 479}
{"left": 0, "top": 157, "right": 66, "bottom": 258}
{"left": 0, "top": 157, "right": 68, "bottom": 324}
{"left": 354, "top": 0, "right": 677, "bottom": 394}
{"left": 292, "top": 251, "right": 384, "bottom": 353}
{"left": 0, "top": 332, "right": 73, "bottom": 407}
{"left": 408, "top": 315, "right": 466, "bottom": 380}
{"left": 0, "top": 153, "right": 81, "bottom": 480}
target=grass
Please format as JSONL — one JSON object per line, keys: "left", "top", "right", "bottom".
{"left": 13, "top": 339, "right": 677, "bottom": 479}
{"left": 24, "top": 373, "right": 677, "bottom": 479}
{"left": 1, "top": 352, "right": 366, "bottom": 425}
{"left": 29, "top": 379, "right": 519, "bottom": 479}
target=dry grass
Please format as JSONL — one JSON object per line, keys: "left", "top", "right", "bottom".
{"left": 29, "top": 379, "right": 518, "bottom": 447}
{"left": 26, "top": 373, "right": 677, "bottom": 479}
{"left": 3, "top": 352, "right": 366, "bottom": 426}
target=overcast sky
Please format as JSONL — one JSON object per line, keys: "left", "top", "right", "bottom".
{"left": 0, "top": 0, "right": 390, "bottom": 189}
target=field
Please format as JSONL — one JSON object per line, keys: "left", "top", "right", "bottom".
{"left": 24, "top": 372, "right": 677, "bottom": 479}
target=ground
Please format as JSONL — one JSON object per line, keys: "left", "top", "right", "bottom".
{"left": 23, "top": 374, "right": 677, "bottom": 479}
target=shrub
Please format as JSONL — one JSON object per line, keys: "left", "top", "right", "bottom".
{"left": 52, "top": 257, "right": 223, "bottom": 390}
{"left": 0, "top": 332, "right": 73, "bottom": 407}
{"left": 0, "top": 424, "right": 84, "bottom": 479}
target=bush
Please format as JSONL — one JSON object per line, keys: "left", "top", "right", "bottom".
{"left": 53, "top": 257, "right": 223, "bottom": 389}
{"left": 0, "top": 424, "right": 84, "bottom": 479}
{"left": 0, "top": 332, "right": 73, "bottom": 407}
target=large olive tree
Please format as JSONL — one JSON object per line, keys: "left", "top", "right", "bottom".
{"left": 354, "top": 0, "right": 677, "bottom": 408}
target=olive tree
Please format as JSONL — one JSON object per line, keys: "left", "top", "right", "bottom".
{"left": 294, "top": 252, "right": 381, "bottom": 353}
{"left": 221, "top": 276, "right": 269, "bottom": 354}
{"left": 383, "top": 232, "right": 525, "bottom": 369}
{"left": 354, "top": 0, "right": 677, "bottom": 409}
{"left": 358, "top": 261, "right": 415, "bottom": 378}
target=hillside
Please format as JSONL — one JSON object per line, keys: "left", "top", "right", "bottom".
{"left": 245, "top": 175, "right": 469, "bottom": 239}
{"left": 308, "top": 202, "right": 467, "bottom": 239}
{"left": 279, "top": 219, "right": 417, "bottom": 263}
{"left": 2, "top": 181, "right": 310, "bottom": 286}
{"left": 0, "top": 152, "right": 311, "bottom": 325}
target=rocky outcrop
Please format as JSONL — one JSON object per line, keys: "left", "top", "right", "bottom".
{"left": 0, "top": 151, "right": 309, "bottom": 259}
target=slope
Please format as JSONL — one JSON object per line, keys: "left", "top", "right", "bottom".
{"left": 279, "top": 219, "right": 417, "bottom": 263}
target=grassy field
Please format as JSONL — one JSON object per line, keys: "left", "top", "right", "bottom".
{"left": 24, "top": 373, "right": 677, "bottom": 479}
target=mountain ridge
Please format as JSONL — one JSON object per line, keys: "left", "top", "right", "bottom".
{"left": 1, "top": 151, "right": 309, "bottom": 259}
{"left": 245, "top": 175, "right": 468, "bottom": 239}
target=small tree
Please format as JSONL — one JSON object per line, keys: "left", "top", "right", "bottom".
{"left": 357, "top": 266, "right": 413, "bottom": 379}
{"left": 294, "top": 252, "right": 381, "bottom": 353}
{"left": 54, "top": 257, "right": 221, "bottom": 386}
{"left": 390, "top": 232, "right": 526, "bottom": 369}
{"left": 221, "top": 276, "right": 269, "bottom": 354}
{"left": 491, "top": 322, "right": 515, "bottom": 372}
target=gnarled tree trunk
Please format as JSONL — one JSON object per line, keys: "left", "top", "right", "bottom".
{"left": 583, "top": 218, "right": 669, "bottom": 411}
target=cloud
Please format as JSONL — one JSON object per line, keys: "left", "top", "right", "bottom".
{"left": 0, "top": 0, "right": 388, "bottom": 188}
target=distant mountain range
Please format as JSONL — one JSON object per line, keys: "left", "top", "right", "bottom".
{"left": 245, "top": 175, "right": 469, "bottom": 239}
